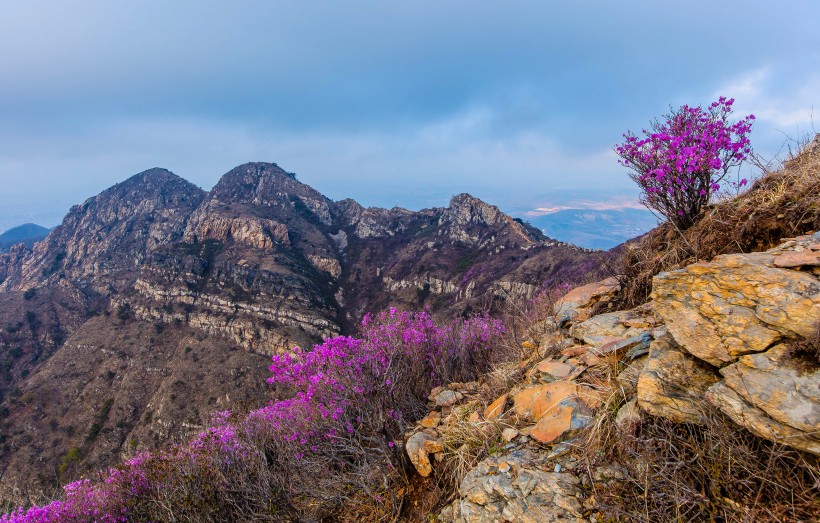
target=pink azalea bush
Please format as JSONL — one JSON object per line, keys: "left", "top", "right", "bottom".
{"left": 615, "top": 97, "right": 754, "bottom": 229}
{"left": 1, "top": 309, "right": 504, "bottom": 522}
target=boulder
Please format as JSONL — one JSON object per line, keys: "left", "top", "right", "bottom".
{"left": 637, "top": 334, "right": 720, "bottom": 423}
{"left": 406, "top": 432, "right": 437, "bottom": 477}
{"left": 653, "top": 249, "right": 820, "bottom": 366}
{"left": 705, "top": 343, "right": 820, "bottom": 455}
{"left": 554, "top": 277, "right": 620, "bottom": 324}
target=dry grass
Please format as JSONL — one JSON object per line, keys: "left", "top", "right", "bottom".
{"left": 616, "top": 134, "right": 820, "bottom": 308}
{"left": 587, "top": 407, "right": 820, "bottom": 522}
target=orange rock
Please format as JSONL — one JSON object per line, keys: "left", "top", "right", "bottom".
{"left": 536, "top": 359, "right": 575, "bottom": 380}
{"left": 561, "top": 345, "right": 591, "bottom": 358}
{"left": 468, "top": 411, "right": 482, "bottom": 423}
{"left": 522, "top": 340, "right": 537, "bottom": 350}
{"left": 512, "top": 382, "right": 578, "bottom": 420}
{"left": 423, "top": 439, "right": 444, "bottom": 453}
{"left": 419, "top": 411, "right": 442, "bottom": 428}
{"left": 530, "top": 405, "right": 574, "bottom": 443}
{"left": 483, "top": 393, "right": 508, "bottom": 420}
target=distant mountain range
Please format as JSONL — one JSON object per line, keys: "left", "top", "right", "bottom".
{"left": 0, "top": 163, "right": 614, "bottom": 500}
{"left": 0, "top": 223, "right": 50, "bottom": 252}
{"left": 523, "top": 208, "right": 658, "bottom": 250}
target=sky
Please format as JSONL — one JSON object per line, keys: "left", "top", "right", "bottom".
{"left": 0, "top": 1, "right": 818, "bottom": 232}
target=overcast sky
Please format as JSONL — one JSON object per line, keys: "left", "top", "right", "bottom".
{"left": 0, "top": 1, "right": 818, "bottom": 232}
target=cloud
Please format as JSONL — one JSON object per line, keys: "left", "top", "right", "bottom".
{"left": 714, "top": 66, "right": 818, "bottom": 133}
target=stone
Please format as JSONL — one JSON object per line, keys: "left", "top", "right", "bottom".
{"left": 570, "top": 312, "right": 629, "bottom": 344}
{"left": 554, "top": 277, "right": 620, "bottom": 324}
{"left": 434, "top": 389, "right": 464, "bottom": 407}
{"left": 706, "top": 382, "right": 820, "bottom": 455}
{"left": 637, "top": 334, "right": 720, "bottom": 423}
{"left": 560, "top": 345, "right": 592, "bottom": 358}
{"left": 450, "top": 449, "right": 586, "bottom": 523}
{"left": 530, "top": 402, "right": 592, "bottom": 444}
{"left": 406, "top": 432, "right": 436, "bottom": 476}
{"left": 501, "top": 427, "right": 519, "bottom": 442}
{"left": 419, "top": 410, "right": 442, "bottom": 428}
{"left": 468, "top": 411, "right": 482, "bottom": 423}
{"left": 424, "top": 439, "right": 445, "bottom": 454}
{"left": 773, "top": 250, "right": 820, "bottom": 268}
{"left": 615, "top": 399, "right": 641, "bottom": 433}
{"left": 535, "top": 359, "right": 576, "bottom": 381}
{"left": 484, "top": 393, "right": 509, "bottom": 421}
{"left": 705, "top": 343, "right": 820, "bottom": 455}
{"left": 653, "top": 249, "right": 820, "bottom": 366}
{"left": 512, "top": 382, "right": 581, "bottom": 421}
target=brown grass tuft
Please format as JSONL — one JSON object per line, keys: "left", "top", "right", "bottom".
{"left": 587, "top": 407, "right": 820, "bottom": 522}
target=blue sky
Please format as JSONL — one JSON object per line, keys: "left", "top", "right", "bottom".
{"left": 0, "top": 1, "right": 818, "bottom": 232}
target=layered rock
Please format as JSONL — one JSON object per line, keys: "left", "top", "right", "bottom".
{"left": 652, "top": 235, "right": 820, "bottom": 366}
{"left": 650, "top": 234, "right": 820, "bottom": 454}
{"left": 442, "top": 450, "right": 585, "bottom": 523}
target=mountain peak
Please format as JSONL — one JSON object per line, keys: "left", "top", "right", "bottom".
{"left": 444, "top": 193, "right": 504, "bottom": 227}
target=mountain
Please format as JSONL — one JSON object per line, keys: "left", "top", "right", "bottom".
{"left": 524, "top": 208, "right": 658, "bottom": 250}
{"left": 0, "top": 163, "right": 609, "bottom": 502}
{"left": 0, "top": 224, "right": 50, "bottom": 252}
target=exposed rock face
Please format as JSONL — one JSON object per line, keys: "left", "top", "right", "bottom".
{"left": 0, "top": 168, "right": 205, "bottom": 292}
{"left": 637, "top": 333, "right": 720, "bottom": 423}
{"left": 706, "top": 344, "right": 820, "bottom": 455}
{"left": 647, "top": 234, "right": 820, "bottom": 454}
{"left": 653, "top": 239, "right": 820, "bottom": 366}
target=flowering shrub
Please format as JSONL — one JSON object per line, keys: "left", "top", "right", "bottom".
{"left": 1, "top": 309, "right": 505, "bottom": 523}
{"left": 615, "top": 97, "right": 755, "bottom": 229}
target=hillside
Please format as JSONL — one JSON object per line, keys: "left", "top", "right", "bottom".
{"left": 0, "top": 225, "right": 49, "bottom": 253}
{"left": 0, "top": 163, "right": 607, "bottom": 503}
{"left": 1, "top": 143, "right": 817, "bottom": 522}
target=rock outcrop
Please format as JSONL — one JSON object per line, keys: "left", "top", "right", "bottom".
{"left": 651, "top": 233, "right": 820, "bottom": 454}
{"left": 411, "top": 234, "right": 819, "bottom": 522}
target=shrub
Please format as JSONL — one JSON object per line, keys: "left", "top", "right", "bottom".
{"left": 616, "top": 97, "right": 755, "bottom": 229}
{"left": 1, "top": 309, "right": 505, "bottom": 523}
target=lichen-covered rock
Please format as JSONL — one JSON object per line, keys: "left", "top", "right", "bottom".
{"left": 653, "top": 246, "right": 820, "bottom": 366}
{"left": 446, "top": 449, "right": 585, "bottom": 523}
{"left": 570, "top": 310, "right": 650, "bottom": 346}
{"left": 705, "top": 343, "right": 820, "bottom": 455}
{"left": 706, "top": 382, "right": 820, "bottom": 455}
{"left": 554, "top": 277, "right": 620, "bottom": 324}
{"left": 637, "top": 334, "right": 720, "bottom": 423}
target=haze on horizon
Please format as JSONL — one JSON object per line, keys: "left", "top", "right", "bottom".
{"left": 0, "top": 1, "right": 818, "bottom": 233}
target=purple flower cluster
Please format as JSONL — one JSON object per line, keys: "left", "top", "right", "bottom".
{"left": 615, "top": 97, "right": 754, "bottom": 228}
{"left": 1, "top": 309, "right": 505, "bottom": 522}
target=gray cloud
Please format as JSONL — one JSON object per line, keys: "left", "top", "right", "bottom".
{"left": 0, "top": 1, "right": 818, "bottom": 232}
